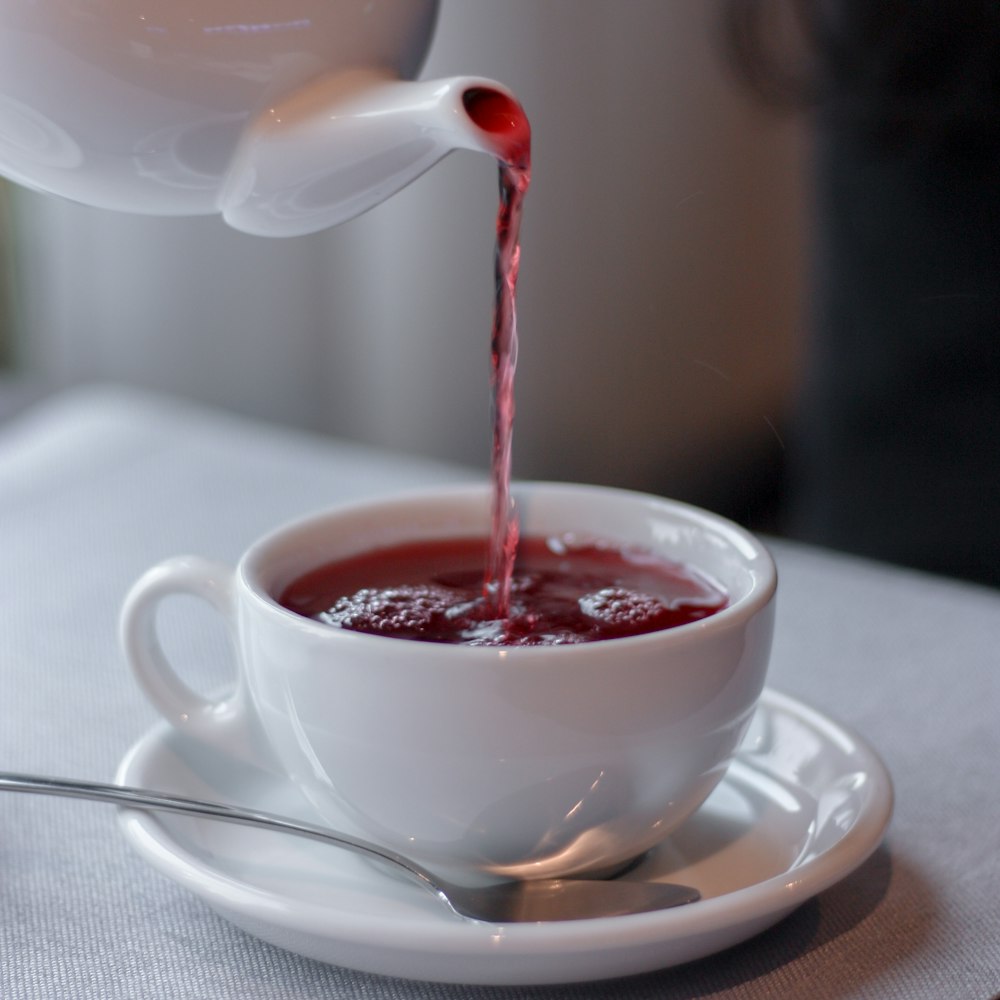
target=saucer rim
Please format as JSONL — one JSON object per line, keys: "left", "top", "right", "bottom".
{"left": 115, "top": 688, "right": 894, "bottom": 981}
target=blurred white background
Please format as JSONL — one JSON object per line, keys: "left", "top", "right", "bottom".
{"left": 2, "top": 0, "right": 806, "bottom": 521}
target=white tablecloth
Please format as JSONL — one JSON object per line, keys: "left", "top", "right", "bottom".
{"left": 2, "top": 386, "right": 998, "bottom": 999}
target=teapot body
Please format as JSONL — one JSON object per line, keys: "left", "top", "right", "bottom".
{"left": 0, "top": 0, "right": 439, "bottom": 215}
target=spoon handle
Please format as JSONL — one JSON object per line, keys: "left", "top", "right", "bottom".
{"left": 0, "top": 770, "right": 442, "bottom": 896}
{"left": 0, "top": 771, "right": 701, "bottom": 923}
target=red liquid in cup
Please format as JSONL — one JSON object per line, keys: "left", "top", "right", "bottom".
{"left": 279, "top": 536, "right": 728, "bottom": 646}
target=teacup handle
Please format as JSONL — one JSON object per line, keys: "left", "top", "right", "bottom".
{"left": 119, "top": 556, "right": 272, "bottom": 771}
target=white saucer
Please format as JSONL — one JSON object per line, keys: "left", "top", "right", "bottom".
{"left": 115, "top": 689, "right": 892, "bottom": 986}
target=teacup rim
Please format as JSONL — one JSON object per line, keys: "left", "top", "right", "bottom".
{"left": 239, "top": 480, "right": 777, "bottom": 654}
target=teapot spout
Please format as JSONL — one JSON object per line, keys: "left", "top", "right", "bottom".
{"left": 219, "top": 69, "right": 528, "bottom": 238}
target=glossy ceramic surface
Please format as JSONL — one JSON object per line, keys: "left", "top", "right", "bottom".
{"left": 116, "top": 688, "right": 893, "bottom": 985}
{"left": 120, "top": 483, "right": 777, "bottom": 883}
{"left": 0, "top": 1, "right": 513, "bottom": 232}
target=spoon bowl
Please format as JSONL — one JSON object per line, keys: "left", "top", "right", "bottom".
{"left": 0, "top": 771, "right": 699, "bottom": 923}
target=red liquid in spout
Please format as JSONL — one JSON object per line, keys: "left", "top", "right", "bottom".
{"left": 463, "top": 87, "right": 532, "bottom": 623}
{"left": 462, "top": 88, "right": 531, "bottom": 169}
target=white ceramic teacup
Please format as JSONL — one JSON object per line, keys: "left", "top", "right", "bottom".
{"left": 120, "top": 482, "right": 776, "bottom": 883}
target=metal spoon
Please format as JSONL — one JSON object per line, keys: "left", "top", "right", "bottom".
{"left": 0, "top": 771, "right": 699, "bottom": 923}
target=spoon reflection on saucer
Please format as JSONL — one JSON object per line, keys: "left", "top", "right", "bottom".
{"left": 0, "top": 771, "right": 699, "bottom": 923}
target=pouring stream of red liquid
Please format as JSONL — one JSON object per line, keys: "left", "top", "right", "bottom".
{"left": 461, "top": 87, "right": 532, "bottom": 621}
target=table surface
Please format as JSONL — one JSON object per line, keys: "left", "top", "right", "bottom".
{"left": 2, "top": 386, "right": 998, "bottom": 1000}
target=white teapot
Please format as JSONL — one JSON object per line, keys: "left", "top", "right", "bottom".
{"left": 0, "top": 0, "right": 524, "bottom": 236}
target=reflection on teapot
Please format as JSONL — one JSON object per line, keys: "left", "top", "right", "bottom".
{"left": 0, "top": 0, "right": 523, "bottom": 236}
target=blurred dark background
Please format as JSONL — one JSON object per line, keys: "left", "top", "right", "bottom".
{"left": 724, "top": 0, "right": 1000, "bottom": 587}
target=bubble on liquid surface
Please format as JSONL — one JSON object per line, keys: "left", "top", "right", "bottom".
{"left": 579, "top": 587, "right": 670, "bottom": 635}
{"left": 319, "top": 585, "right": 454, "bottom": 638}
